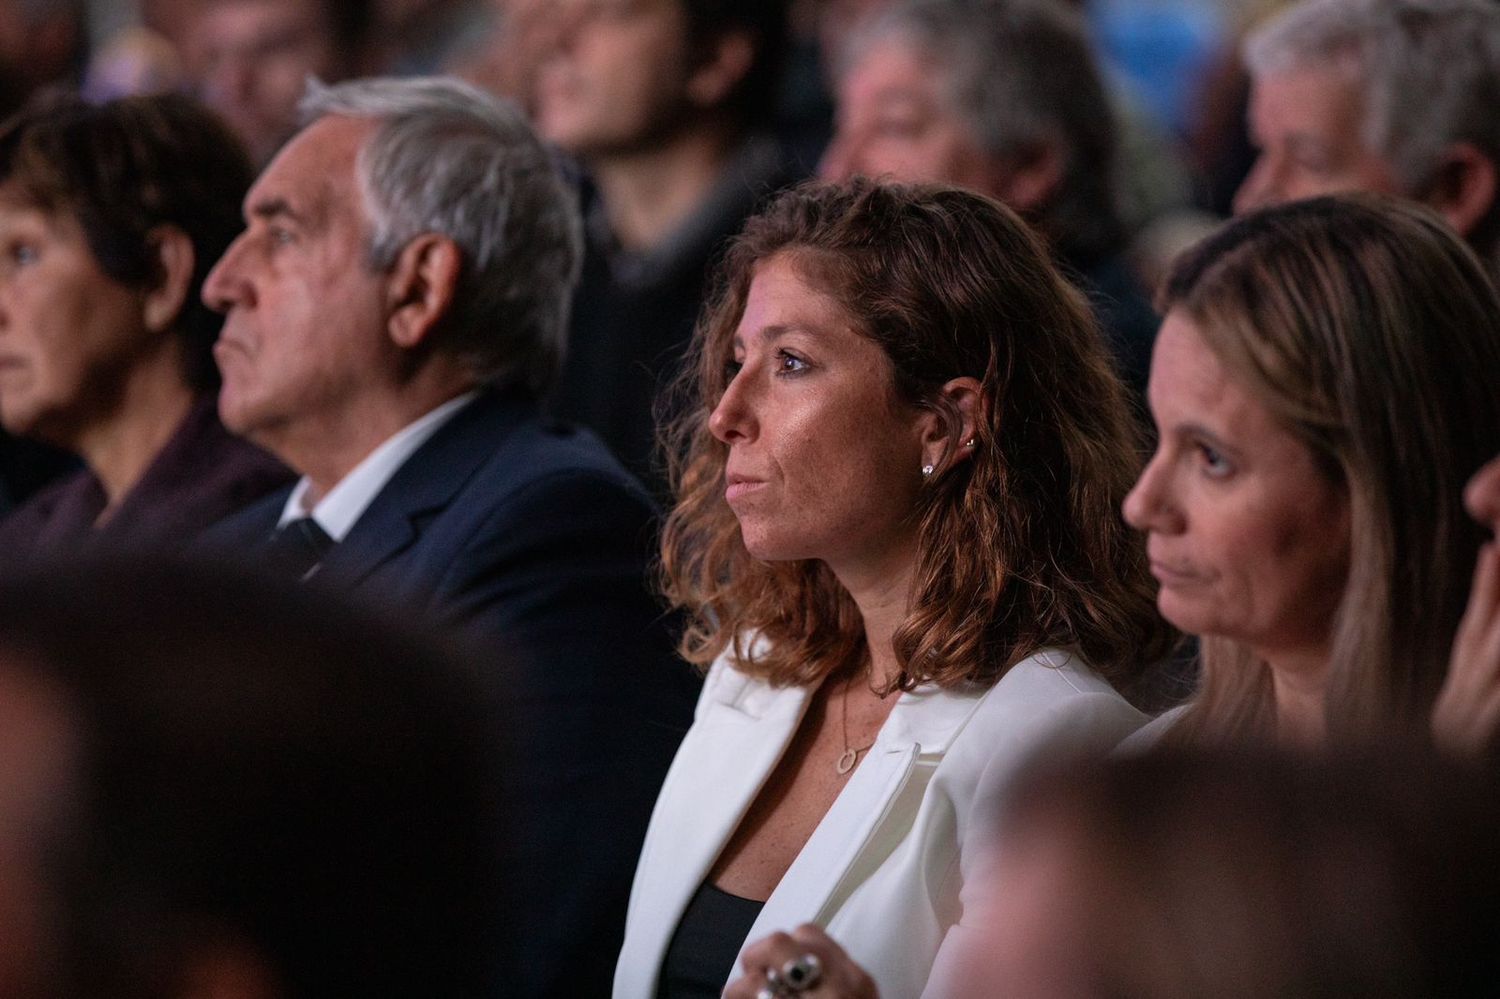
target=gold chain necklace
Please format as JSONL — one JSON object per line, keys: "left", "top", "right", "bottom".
{"left": 836, "top": 672, "right": 876, "bottom": 776}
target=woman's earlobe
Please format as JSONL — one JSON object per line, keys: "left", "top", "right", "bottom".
{"left": 142, "top": 226, "right": 196, "bottom": 333}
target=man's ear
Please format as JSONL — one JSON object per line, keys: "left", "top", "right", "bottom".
{"left": 1425, "top": 142, "right": 1498, "bottom": 240}
{"left": 385, "top": 234, "right": 462, "bottom": 350}
{"left": 919, "top": 376, "right": 987, "bottom": 474}
{"left": 686, "top": 30, "right": 755, "bottom": 109}
{"left": 989, "top": 141, "right": 1064, "bottom": 215}
{"left": 142, "top": 226, "right": 196, "bottom": 334}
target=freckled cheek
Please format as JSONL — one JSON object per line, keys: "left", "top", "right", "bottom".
{"left": 769, "top": 428, "right": 874, "bottom": 540}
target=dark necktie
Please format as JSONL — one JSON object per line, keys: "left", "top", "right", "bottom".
{"left": 264, "top": 517, "right": 334, "bottom": 581}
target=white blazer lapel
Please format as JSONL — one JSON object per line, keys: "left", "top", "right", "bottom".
{"left": 731, "top": 685, "right": 985, "bottom": 980}
{"left": 617, "top": 675, "right": 810, "bottom": 998}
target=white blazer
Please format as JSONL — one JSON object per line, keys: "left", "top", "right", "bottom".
{"left": 613, "top": 646, "right": 1147, "bottom": 999}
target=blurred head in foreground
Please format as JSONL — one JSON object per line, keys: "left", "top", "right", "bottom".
{"left": 960, "top": 750, "right": 1500, "bottom": 998}
{"left": 0, "top": 557, "right": 507, "bottom": 997}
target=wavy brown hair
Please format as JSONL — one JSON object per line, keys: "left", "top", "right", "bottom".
{"left": 1161, "top": 195, "right": 1500, "bottom": 745}
{"left": 659, "top": 179, "right": 1173, "bottom": 692}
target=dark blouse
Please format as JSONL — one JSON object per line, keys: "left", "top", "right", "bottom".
{"left": 656, "top": 881, "right": 766, "bottom": 999}
{"left": 0, "top": 394, "right": 291, "bottom": 566}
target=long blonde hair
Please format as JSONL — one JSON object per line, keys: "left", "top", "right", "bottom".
{"left": 1163, "top": 195, "right": 1500, "bottom": 744}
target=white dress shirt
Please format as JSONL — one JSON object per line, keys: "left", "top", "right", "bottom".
{"left": 278, "top": 391, "right": 478, "bottom": 541}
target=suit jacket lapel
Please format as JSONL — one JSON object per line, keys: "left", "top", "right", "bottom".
{"left": 319, "top": 390, "right": 532, "bottom": 589}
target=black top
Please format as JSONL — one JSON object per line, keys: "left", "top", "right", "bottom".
{"left": 0, "top": 394, "right": 290, "bottom": 567}
{"left": 657, "top": 881, "right": 766, "bottom": 999}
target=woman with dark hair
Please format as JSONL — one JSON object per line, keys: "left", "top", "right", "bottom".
{"left": 0, "top": 92, "right": 289, "bottom": 562}
{"left": 614, "top": 178, "right": 1173, "bottom": 998}
{"left": 1122, "top": 194, "right": 1500, "bottom": 748}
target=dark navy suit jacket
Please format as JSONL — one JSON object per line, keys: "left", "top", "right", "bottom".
{"left": 209, "top": 388, "right": 698, "bottom": 997}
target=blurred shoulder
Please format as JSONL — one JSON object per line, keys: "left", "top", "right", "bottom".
{"left": 1114, "top": 703, "right": 1190, "bottom": 756}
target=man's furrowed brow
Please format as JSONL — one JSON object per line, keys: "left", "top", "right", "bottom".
{"left": 248, "top": 197, "right": 307, "bottom": 225}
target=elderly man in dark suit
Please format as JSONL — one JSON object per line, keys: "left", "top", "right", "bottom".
{"left": 202, "top": 75, "right": 697, "bottom": 997}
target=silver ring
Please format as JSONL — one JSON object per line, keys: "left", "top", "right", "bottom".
{"left": 782, "top": 952, "right": 823, "bottom": 991}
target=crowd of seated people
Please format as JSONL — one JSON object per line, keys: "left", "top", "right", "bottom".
{"left": 0, "top": 0, "right": 1499, "bottom": 997}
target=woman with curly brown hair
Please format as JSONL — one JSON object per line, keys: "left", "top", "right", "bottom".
{"left": 613, "top": 178, "right": 1173, "bottom": 999}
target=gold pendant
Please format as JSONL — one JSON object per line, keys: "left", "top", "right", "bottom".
{"left": 836, "top": 748, "right": 858, "bottom": 775}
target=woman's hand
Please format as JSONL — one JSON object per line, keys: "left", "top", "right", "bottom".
{"left": 724, "top": 924, "right": 879, "bottom": 999}
{"left": 1434, "top": 541, "right": 1500, "bottom": 754}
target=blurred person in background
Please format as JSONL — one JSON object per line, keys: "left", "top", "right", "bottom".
{"left": 0, "top": 92, "right": 289, "bottom": 564}
{"left": 1235, "top": 0, "right": 1500, "bottom": 279}
{"left": 181, "top": 0, "right": 374, "bottom": 165}
{"left": 203, "top": 75, "right": 696, "bottom": 996}
{"left": 0, "top": 0, "right": 85, "bottom": 114}
{"left": 533, "top": 0, "right": 800, "bottom": 494}
{"left": 0, "top": 556, "right": 512, "bottom": 997}
{"left": 365, "top": 0, "right": 493, "bottom": 76}
{"left": 819, "top": 0, "right": 1158, "bottom": 401}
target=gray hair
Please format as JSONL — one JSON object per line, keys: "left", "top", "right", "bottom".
{"left": 300, "top": 76, "right": 582, "bottom": 395}
{"left": 841, "top": 0, "right": 1122, "bottom": 261}
{"left": 1244, "top": 0, "right": 1500, "bottom": 199}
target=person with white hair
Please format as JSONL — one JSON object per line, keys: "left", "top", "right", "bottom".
{"left": 1235, "top": 0, "right": 1500, "bottom": 277}
{"left": 818, "top": 0, "right": 1161, "bottom": 398}
{"left": 202, "top": 75, "right": 698, "bottom": 997}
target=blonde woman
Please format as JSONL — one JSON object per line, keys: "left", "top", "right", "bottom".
{"left": 1124, "top": 194, "right": 1500, "bottom": 747}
